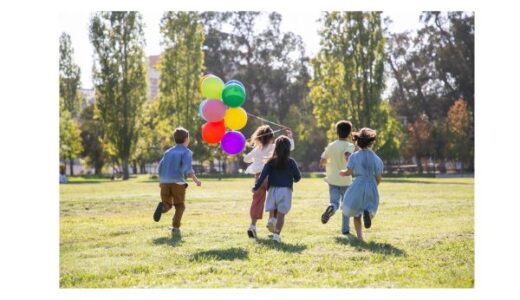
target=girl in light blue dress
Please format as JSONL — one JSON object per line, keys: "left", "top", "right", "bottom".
{"left": 339, "top": 128, "right": 383, "bottom": 241}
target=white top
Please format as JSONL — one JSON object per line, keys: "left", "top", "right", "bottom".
{"left": 243, "top": 139, "right": 295, "bottom": 174}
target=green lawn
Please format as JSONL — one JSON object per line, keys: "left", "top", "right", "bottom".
{"left": 60, "top": 176, "right": 474, "bottom": 288}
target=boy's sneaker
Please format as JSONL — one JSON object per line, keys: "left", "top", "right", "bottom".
{"left": 272, "top": 233, "right": 281, "bottom": 243}
{"left": 153, "top": 202, "right": 164, "bottom": 222}
{"left": 266, "top": 218, "right": 277, "bottom": 233}
{"left": 363, "top": 210, "right": 372, "bottom": 229}
{"left": 321, "top": 205, "right": 335, "bottom": 224}
{"left": 171, "top": 227, "right": 181, "bottom": 237}
{"left": 247, "top": 225, "right": 257, "bottom": 239}
{"left": 342, "top": 231, "right": 354, "bottom": 240}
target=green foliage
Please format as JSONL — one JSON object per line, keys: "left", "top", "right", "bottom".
{"left": 60, "top": 177, "right": 474, "bottom": 287}
{"left": 310, "top": 11, "right": 385, "bottom": 136}
{"left": 60, "top": 97, "right": 83, "bottom": 164}
{"left": 157, "top": 12, "right": 208, "bottom": 160}
{"left": 372, "top": 101, "right": 404, "bottom": 161}
{"left": 134, "top": 100, "right": 164, "bottom": 167}
{"left": 90, "top": 12, "right": 148, "bottom": 179}
{"left": 386, "top": 12, "right": 474, "bottom": 164}
{"left": 59, "top": 32, "right": 82, "bottom": 118}
{"left": 285, "top": 98, "right": 327, "bottom": 171}
{"left": 200, "top": 12, "right": 311, "bottom": 142}
{"left": 79, "top": 104, "right": 106, "bottom": 175}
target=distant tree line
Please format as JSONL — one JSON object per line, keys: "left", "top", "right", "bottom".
{"left": 59, "top": 11, "right": 474, "bottom": 179}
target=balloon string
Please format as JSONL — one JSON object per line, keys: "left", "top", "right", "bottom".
{"left": 246, "top": 112, "right": 288, "bottom": 129}
{"left": 245, "top": 128, "right": 287, "bottom": 145}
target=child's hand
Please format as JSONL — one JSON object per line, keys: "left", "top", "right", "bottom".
{"left": 195, "top": 179, "right": 202, "bottom": 187}
{"left": 286, "top": 129, "right": 293, "bottom": 138}
{"left": 339, "top": 170, "right": 348, "bottom": 177}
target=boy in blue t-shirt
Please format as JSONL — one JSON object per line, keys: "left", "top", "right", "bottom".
{"left": 153, "top": 127, "right": 201, "bottom": 236}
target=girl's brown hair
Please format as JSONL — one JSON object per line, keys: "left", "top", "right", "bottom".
{"left": 250, "top": 125, "right": 275, "bottom": 148}
{"left": 352, "top": 127, "right": 377, "bottom": 149}
{"left": 267, "top": 135, "right": 292, "bottom": 169}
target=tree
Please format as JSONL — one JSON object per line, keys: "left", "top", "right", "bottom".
{"left": 134, "top": 100, "right": 163, "bottom": 174}
{"left": 90, "top": 12, "right": 148, "bottom": 179}
{"left": 403, "top": 114, "right": 434, "bottom": 173}
{"left": 447, "top": 98, "right": 473, "bottom": 171}
{"left": 420, "top": 12, "right": 474, "bottom": 111}
{"left": 200, "top": 12, "right": 312, "bottom": 161}
{"left": 386, "top": 12, "right": 474, "bottom": 165}
{"left": 373, "top": 101, "right": 404, "bottom": 162}
{"left": 59, "top": 32, "right": 82, "bottom": 118}
{"left": 60, "top": 97, "right": 83, "bottom": 175}
{"left": 157, "top": 12, "right": 208, "bottom": 160}
{"left": 310, "top": 11, "right": 385, "bottom": 136}
{"left": 79, "top": 104, "right": 106, "bottom": 175}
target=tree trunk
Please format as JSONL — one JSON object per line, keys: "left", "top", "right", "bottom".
{"left": 416, "top": 155, "right": 423, "bottom": 174}
{"left": 69, "top": 157, "right": 74, "bottom": 176}
{"left": 132, "top": 161, "right": 137, "bottom": 174}
{"left": 122, "top": 157, "right": 130, "bottom": 180}
{"left": 95, "top": 165, "right": 102, "bottom": 176}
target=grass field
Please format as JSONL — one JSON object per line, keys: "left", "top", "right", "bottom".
{"left": 60, "top": 176, "right": 474, "bottom": 288}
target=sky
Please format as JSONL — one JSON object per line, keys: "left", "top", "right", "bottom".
{"left": 59, "top": 11, "right": 423, "bottom": 89}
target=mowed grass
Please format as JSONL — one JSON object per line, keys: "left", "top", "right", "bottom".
{"left": 60, "top": 176, "right": 474, "bottom": 288}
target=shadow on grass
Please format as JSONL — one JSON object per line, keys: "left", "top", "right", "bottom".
{"left": 255, "top": 237, "right": 307, "bottom": 253}
{"left": 335, "top": 237, "right": 406, "bottom": 256}
{"left": 152, "top": 235, "right": 183, "bottom": 247}
{"left": 190, "top": 247, "right": 248, "bottom": 261}
{"left": 384, "top": 179, "right": 472, "bottom": 185}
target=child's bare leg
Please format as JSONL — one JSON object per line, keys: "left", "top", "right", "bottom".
{"left": 251, "top": 218, "right": 257, "bottom": 226}
{"left": 275, "top": 212, "right": 285, "bottom": 234}
{"left": 354, "top": 216, "right": 363, "bottom": 241}
{"left": 269, "top": 210, "right": 276, "bottom": 219}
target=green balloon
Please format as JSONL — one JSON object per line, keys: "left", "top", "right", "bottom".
{"left": 222, "top": 83, "right": 246, "bottom": 107}
{"left": 202, "top": 76, "right": 224, "bottom": 99}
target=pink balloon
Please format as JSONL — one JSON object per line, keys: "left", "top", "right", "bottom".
{"left": 201, "top": 99, "right": 226, "bottom": 122}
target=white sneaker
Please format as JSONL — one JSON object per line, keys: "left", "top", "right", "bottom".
{"left": 266, "top": 218, "right": 277, "bottom": 233}
{"left": 247, "top": 224, "right": 257, "bottom": 238}
{"left": 272, "top": 233, "right": 281, "bottom": 243}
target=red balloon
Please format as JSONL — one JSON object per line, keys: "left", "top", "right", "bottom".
{"left": 201, "top": 121, "right": 226, "bottom": 144}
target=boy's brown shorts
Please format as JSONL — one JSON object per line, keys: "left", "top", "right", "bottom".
{"left": 160, "top": 183, "right": 187, "bottom": 208}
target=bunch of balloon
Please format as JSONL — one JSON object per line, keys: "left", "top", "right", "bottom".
{"left": 198, "top": 75, "right": 248, "bottom": 155}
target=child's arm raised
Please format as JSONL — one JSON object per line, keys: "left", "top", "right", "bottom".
{"left": 286, "top": 129, "right": 295, "bottom": 151}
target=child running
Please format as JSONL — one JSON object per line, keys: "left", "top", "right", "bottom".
{"left": 339, "top": 128, "right": 383, "bottom": 241}
{"left": 252, "top": 136, "right": 301, "bottom": 243}
{"left": 320, "top": 120, "right": 355, "bottom": 236}
{"left": 153, "top": 127, "right": 201, "bottom": 237}
{"left": 243, "top": 125, "right": 294, "bottom": 238}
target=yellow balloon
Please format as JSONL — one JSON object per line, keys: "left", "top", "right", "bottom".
{"left": 224, "top": 107, "right": 248, "bottom": 130}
